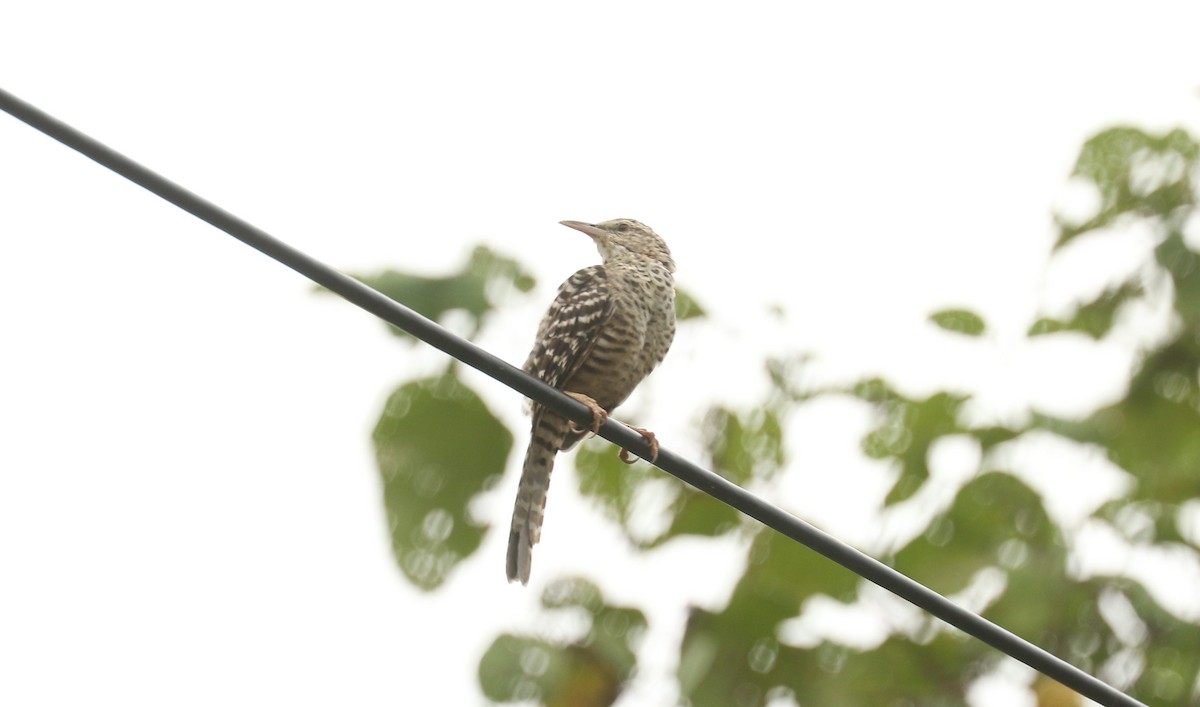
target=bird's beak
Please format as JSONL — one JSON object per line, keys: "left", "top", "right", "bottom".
{"left": 559, "top": 220, "right": 608, "bottom": 240}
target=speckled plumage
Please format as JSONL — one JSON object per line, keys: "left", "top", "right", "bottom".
{"left": 507, "top": 219, "right": 676, "bottom": 584}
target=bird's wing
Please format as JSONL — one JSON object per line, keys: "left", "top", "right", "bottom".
{"left": 522, "top": 265, "right": 615, "bottom": 391}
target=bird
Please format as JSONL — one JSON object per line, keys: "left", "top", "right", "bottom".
{"left": 506, "top": 218, "right": 676, "bottom": 585}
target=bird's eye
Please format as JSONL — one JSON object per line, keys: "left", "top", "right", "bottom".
{"left": 617, "top": 223, "right": 630, "bottom": 233}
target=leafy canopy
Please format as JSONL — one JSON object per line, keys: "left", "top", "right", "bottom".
{"left": 354, "top": 124, "right": 1200, "bottom": 705}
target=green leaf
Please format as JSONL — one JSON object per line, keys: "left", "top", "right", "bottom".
{"left": 848, "top": 380, "right": 969, "bottom": 505}
{"left": 1026, "top": 318, "right": 1067, "bottom": 337}
{"left": 659, "top": 489, "right": 742, "bottom": 546}
{"left": 1027, "top": 281, "right": 1143, "bottom": 339}
{"left": 970, "top": 425, "right": 1021, "bottom": 452}
{"left": 1156, "top": 231, "right": 1200, "bottom": 329}
{"left": 372, "top": 373, "right": 512, "bottom": 590}
{"left": 478, "top": 634, "right": 564, "bottom": 704}
{"left": 1094, "top": 499, "right": 1184, "bottom": 545}
{"left": 574, "top": 437, "right": 741, "bottom": 548}
{"left": 929, "top": 309, "right": 986, "bottom": 337}
{"left": 574, "top": 440, "right": 656, "bottom": 543}
{"left": 784, "top": 634, "right": 983, "bottom": 707}
{"left": 678, "top": 530, "right": 863, "bottom": 706}
{"left": 1031, "top": 334, "right": 1200, "bottom": 511}
{"left": 478, "top": 578, "right": 645, "bottom": 706}
{"left": 1056, "top": 126, "right": 1199, "bottom": 249}
{"left": 674, "top": 286, "right": 708, "bottom": 321}
{"left": 345, "top": 244, "right": 536, "bottom": 340}
{"left": 702, "top": 406, "right": 786, "bottom": 486}
{"left": 894, "top": 472, "right": 1062, "bottom": 599}
{"left": 575, "top": 402, "right": 786, "bottom": 548}
{"left": 765, "top": 354, "right": 819, "bottom": 403}
{"left": 1115, "top": 581, "right": 1200, "bottom": 703}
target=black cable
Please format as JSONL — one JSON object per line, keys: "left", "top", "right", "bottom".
{"left": 0, "top": 87, "right": 1145, "bottom": 707}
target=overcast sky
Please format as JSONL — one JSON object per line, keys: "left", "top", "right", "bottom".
{"left": 3, "top": 2, "right": 1199, "bottom": 705}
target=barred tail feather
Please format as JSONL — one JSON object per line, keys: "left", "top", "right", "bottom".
{"left": 507, "top": 411, "right": 571, "bottom": 584}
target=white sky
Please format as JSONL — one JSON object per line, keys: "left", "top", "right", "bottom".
{"left": 3, "top": 2, "right": 1199, "bottom": 705}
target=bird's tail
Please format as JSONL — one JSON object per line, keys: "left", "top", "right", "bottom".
{"left": 507, "top": 409, "right": 572, "bottom": 584}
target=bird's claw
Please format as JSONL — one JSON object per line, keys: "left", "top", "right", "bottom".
{"left": 565, "top": 392, "right": 607, "bottom": 435}
{"left": 619, "top": 426, "right": 659, "bottom": 464}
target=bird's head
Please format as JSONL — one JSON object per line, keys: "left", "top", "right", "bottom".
{"left": 560, "top": 219, "right": 675, "bottom": 272}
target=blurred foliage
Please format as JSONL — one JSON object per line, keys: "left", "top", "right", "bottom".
{"left": 679, "top": 530, "right": 860, "bottom": 706}
{"left": 1028, "top": 282, "right": 1144, "bottom": 339}
{"left": 358, "top": 125, "right": 1200, "bottom": 705}
{"left": 573, "top": 402, "right": 784, "bottom": 550}
{"left": 847, "top": 379, "right": 1018, "bottom": 506}
{"left": 478, "top": 578, "right": 646, "bottom": 707}
{"left": 346, "top": 244, "right": 536, "bottom": 340}
{"left": 1055, "top": 127, "right": 1198, "bottom": 249}
{"left": 784, "top": 633, "right": 983, "bottom": 707}
{"left": 892, "top": 473, "right": 1063, "bottom": 601}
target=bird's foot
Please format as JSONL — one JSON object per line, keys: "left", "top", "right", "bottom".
{"left": 619, "top": 426, "right": 659, "bottom": 464}
{"left": 564, "top": 392, "right": 608, "bottom": 435}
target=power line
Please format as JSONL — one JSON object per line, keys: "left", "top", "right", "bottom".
{"left": 0, "top": 87, "right": 1146, "bottom": 707}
